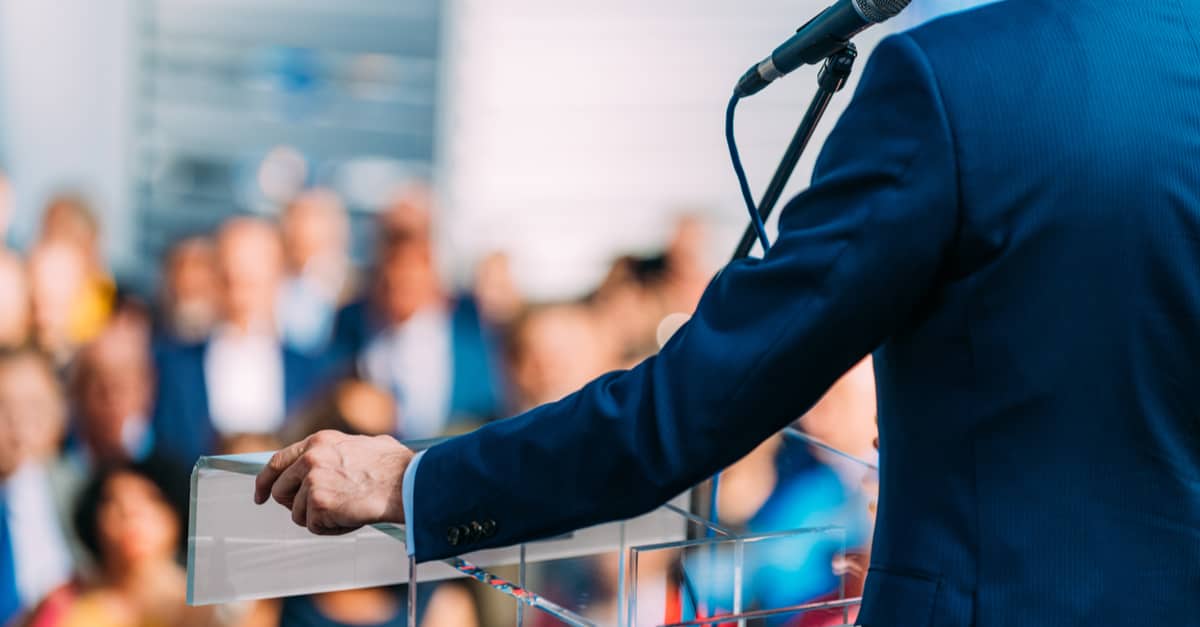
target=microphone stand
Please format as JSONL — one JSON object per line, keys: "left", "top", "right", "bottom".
{"left": 689, "top": 44, "right": 859, "bottom": 534}
{"left": 730, "top": 44, "right": 858, "bottom": 262}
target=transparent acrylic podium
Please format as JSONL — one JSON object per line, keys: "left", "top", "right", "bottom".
{"left": 189, "top": 429, "right": 870, "bottom": 626}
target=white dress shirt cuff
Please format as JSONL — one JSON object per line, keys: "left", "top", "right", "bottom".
{"left": 402, "top": 449, "right": 427, "bottom": 556}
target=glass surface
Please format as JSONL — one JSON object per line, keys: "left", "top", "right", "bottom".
{"left": 187, "top": 451, "right": 689, "bottom": 606}
{"left": 626, "top": 526, "right": 858, "bottom": 627}
{"left": 457, "top": 507, "right": 727, "bottom": 626}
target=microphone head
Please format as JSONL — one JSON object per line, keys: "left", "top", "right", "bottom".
{"left": 852, "top": 0, "right": 912, "bottom": 23}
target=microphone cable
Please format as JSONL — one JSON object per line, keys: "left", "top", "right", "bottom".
{"left": 726, "top": 94, "right": 773, "bottom": 254}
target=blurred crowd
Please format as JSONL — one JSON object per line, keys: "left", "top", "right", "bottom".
{"left": 0, "top": 166, "right": 878, "bottom": 627}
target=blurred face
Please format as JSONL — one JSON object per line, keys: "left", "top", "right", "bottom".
{"left": 0, "top": 355, "right": 66, "bottom": 477}
{"left": 376, "top": 242, "right": 439, "bottom": 324}
{"left": 97, "top": 472, "right": 179, "bottom": 569}
{"left": 511, "top": 307, "right": 616, "bottom": 409}
{"left": 281, "top": 191, "right": 348, "bottom": 273}
{"left": 40, "top": 198, "right": 99, "bottom": 266}
{"left": 78, "top": 335, "right": 153, "bottom": 462}
{"left": 0, "top": 254, "right": 31, "bottom": 348}
{"left": 474, "top": 253, "right": 522, "bottom": 324}
{"left": 592, "top": 277, "right": 661, "bottom": 358}
{"left": 164, "top": 239, "right": 219, "bottom": 332}
{"left": 28, "top": 242, "right": 88, "bottom": 352}
{"left": 377, "top": 186, "right": 433, "bottom": 246}
{"left": 216, "top": 221, "right": 283, "bottom": 330}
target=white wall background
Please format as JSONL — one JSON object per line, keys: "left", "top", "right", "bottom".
{"left": 438, "top": 0, "right": 898, "bottom": 300}
{"left": 0, "top": 0, "right": 135, "bottom": 270}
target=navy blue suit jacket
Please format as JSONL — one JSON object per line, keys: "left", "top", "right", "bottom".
{"left": 411, "top": 2, "right": 1200, "bottom": 624}
{"left": 150, "top": 337, "right": 328, "bottom": 469}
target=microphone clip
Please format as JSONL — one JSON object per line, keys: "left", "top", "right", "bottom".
{"left": 817, "top": 44, "right": 858, "bottom": 92}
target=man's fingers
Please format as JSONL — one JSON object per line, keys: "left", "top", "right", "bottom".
{"left": 310, "top": 521, "right": 358, "bottom": 536}
{"left": 292, "top": 479, "right": 311, "bottom": 528}
{"left": 271, "top": 451, "right": 315, "bottom": 509}
{"left": 254, "top": 439, "right": 309, "bottom": 504}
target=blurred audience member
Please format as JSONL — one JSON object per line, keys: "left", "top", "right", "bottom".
{"left": 505, "top": 303, "right": 619, "bottom": 412}
{"left": 503, "top": 304, "right": 627, "bottom": 625}
{"left": 472, "top": 251, "right": 523, "bottom": 328}
{"left": 333, "top": 186, "right": 502, "bottom": 439}
{"left": 156, "top": 237, "right": 220, "bottom": 344}
{"left": 588, "top": 215, "right": 715, "bottom": 365}
{"left": 278, "top": 189, "right": 357, "bottom": 354}
{"left": 27, "top": 241, "right": 99, "bottom": 366}
{"left": 68, "top": 318, "right": 156, "bottom": 467}
{"left": 0, "top": 252, "right": 31, "bottom": 349}
{"left": 284, "top": 380, "right": 396, "bottom": 443}
{"left": 38, "top": 195, "right": 102, "bottom": 270}
{"left": 28, "top": 457, "right": 219, "bottom": 627}
{"left": 36, "top": 195, "right": 115, "bottom": 346}
{"left": 590, "top": 255, "right": 669, "bottom": 363}
{"left": 151, "top": 218, "right": 327, "bottom": 470}
{"left": 0, "top": 349, "right": 77, "bottom": 624}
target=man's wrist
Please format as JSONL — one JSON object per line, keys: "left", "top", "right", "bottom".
{"left": 380, "top": 437, "right": 415, "bottom": 524}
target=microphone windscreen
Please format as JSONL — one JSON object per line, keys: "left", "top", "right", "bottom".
{"left": 853, "top": 0, "right": 913, "bottom": 23}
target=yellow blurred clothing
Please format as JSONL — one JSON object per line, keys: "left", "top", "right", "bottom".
{"left": 68, "top": 274, "right": 115, "bottom": 345}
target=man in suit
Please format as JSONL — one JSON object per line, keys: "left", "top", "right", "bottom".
{"left": 257, "top": 2, "right": 1200, "bottom": 624}
{"left": 153, "top": 218, "right": 327, "bottom": 469}
{"left": 330, "top": 186, "right": 503, "bottom": 438}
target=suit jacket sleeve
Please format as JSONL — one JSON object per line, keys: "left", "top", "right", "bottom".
{"left": 409, "top": 32, "right": 959, "bottom": 563}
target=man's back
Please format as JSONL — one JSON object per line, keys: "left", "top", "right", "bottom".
{"left": 866, "top": 1, "right": 1200, "bottom": 624}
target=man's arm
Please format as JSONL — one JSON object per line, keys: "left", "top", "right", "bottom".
{"left": 255, "top": 32, "right": 957, "bottom": 559}
{"left": 407, "top": 32, "right": 958, "bottom": 562}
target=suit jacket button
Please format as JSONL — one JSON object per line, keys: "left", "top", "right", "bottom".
{"left": 481, "top": 519, "right": 497, "bottom": 537}
{"left": 446, "top": 526, "right": 462, "bottom": 546}
{"left": 469, "top": 521, "right": 485, "bottom": 541}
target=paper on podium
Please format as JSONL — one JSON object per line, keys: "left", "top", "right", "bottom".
{"left": 187, "top": 451, "right": 689, "bottom": 605}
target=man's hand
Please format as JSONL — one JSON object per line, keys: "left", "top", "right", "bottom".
{"left": 253, "top": 430, "right": 414, "bottom": 535}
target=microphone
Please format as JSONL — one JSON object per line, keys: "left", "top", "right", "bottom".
{"left": 735, "top": 0, "right": 912, "bottom": 97}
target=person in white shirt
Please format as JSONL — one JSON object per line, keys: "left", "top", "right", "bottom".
{"left": 348, "top": 187, "right": 502, "bottom": 440}
{"left": 207, "top": 218, "right": 289, "bottom": 435}
{"left": 0, "top": 349, "right": 77, "bottom": 622}
{"left": 151, "top": 218, "right": 330, "bottom": 468}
